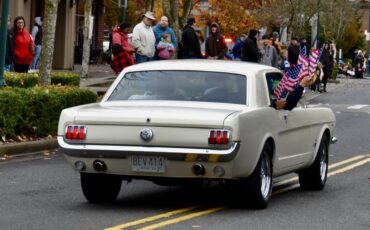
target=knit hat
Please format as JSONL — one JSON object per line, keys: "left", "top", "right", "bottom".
{"left": 272, "top": 31, "right": 279, "bottom": 38}
{"left": 119, "top": 22, "right": 131, "bottom": 31}
{"left": 187, "top": 17, "right": 196, "bottom": 25}
{"left": 248, "top": 29, "right": 258, "bottom": 37}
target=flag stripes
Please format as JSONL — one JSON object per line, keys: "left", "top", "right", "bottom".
{"left": 273, "top": 47, "right": 322, "bottom": 99}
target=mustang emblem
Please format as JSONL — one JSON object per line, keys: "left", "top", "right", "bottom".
{"left": 140, "top": 128, "right": 153, "bottom": 141}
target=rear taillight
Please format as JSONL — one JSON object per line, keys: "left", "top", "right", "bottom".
{"left": 208, "top": 130, "right": 230, "bottom": 145}
{"left": 65, "top": 125, "right": 87, "bottom": 141}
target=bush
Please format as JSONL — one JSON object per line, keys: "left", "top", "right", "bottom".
{"left": 3, "top": 72, "right": 39, "bottom": 88}
{"left": 51, "top": 71, "right": 80, "bottom": 86}
{"left": 4, "top": 71, "right": 80, "bottom": 87}
{"left": 330, "top": 63, "right": 338, "bottom": 80}
{"left": 0, "top": 86, "right": 97, "bottom": 138}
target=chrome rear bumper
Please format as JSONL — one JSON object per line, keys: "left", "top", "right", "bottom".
{"left": 58, "top": 136, "right": 240, "bottom": 162}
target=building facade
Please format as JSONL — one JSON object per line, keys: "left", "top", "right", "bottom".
{"left": 1, "top": 0, "right": 106, "bottom": 70}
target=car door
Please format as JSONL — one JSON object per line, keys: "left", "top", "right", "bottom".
{"left": 265, "top": 73, "right": 315, "bottom": 174}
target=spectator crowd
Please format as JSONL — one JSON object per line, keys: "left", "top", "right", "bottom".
{"left": 2, "top": 11, "right": 367, "bottom": 84}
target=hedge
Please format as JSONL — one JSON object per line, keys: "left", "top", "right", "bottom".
{"left": 4, "top": 71, "right": 80, "bottom": 88}
{"left": 0, "top": 86, "right": 97, "bottom": 137}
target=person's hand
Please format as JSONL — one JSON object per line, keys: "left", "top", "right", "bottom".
{"left": 299, "top": 76, "right": 313, "bottom": 88}
{"left": 275, "top": 99, "right": 287, "bottom": 110}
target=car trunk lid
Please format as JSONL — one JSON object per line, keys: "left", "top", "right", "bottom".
{"left": 70, "top": 102, "right": 244, "bottom": 147}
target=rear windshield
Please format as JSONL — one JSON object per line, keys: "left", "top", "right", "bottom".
{"left": 107, "top": 71, "right": 247, "bottom": 104}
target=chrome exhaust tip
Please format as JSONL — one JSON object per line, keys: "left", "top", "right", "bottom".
{"left": 93, "top": 160, "right": 107, "bottom": 172}
{"left": 192, "top": 163, "right": 205, "bottom": 176}
{"left": 74, "top": 161, "right": 86, "bottom": 171}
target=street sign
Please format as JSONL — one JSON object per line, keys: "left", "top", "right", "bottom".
{"left": 120, "top": 0, "right": 127, "bottom": 8}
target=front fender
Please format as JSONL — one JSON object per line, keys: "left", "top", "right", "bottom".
{"left": 306, "top": 125, "right": 332, "bottom": 168}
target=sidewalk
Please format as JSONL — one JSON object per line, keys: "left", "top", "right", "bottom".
{"left": 0, "top": 68, "right": 362, "bottom": 158}
{"left": 74, "top": 64, "right": 116, "bottom": 95}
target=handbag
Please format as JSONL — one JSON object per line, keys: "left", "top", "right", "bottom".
{"left": 29, "top": 34, "right": 36, "bottom": 55}
{"left": 29, "top": 43, "right": 36, "bottom": 55}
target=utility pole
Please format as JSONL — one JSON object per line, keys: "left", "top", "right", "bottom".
{"left": 317, "top": 0, "right": 321, "bottom": 48}
{"left": 0, "top": 0, "right": 10, "bottom": 86}
{"left": 121, "top": 0, "right": 127, "bottom": 23}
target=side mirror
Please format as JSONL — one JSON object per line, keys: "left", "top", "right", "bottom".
{"left": 331, "top": 136, "right": 338, "bottom": 144}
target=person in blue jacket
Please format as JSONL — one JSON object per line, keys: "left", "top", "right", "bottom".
{"left": 232, "top": 34, "right": 247, "bottom": 60}
{"left": 153, "top": 16, "right": 177, "bottom": 59}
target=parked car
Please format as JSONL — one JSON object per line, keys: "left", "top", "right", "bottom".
{"left": 58, "top": 60, "right": 336, "bottom": 209}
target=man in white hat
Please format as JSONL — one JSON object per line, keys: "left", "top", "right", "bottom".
{"left": 132, "top": 11, "right": 156, "bottom": 63}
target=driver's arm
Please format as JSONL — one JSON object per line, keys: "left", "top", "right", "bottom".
{"left": 283, "top": 76, "right": 312, "bottom": 110}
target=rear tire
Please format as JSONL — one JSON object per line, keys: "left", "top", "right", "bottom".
{"left": 240, "top": 143, "right": 273, "bottom": 209}
{"left": 299, "top": 135, "right": 329, "bottom": 190}
{"left": 80, "top": 173, "right": 122, "bottom": 203}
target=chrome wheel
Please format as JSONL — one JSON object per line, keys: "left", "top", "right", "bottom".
{"left": 242, "top": 144, "right": 272, "bottom": 209}
{"left": 299, "top": 135, "right": 329, "bottom": 190}
{"left": 320, "top": 146, "right": 327, "bottom": 182}
{"left": 261, "top": 154, "right": 272, "bottom": 199}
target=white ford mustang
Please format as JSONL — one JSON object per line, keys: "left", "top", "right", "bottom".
{"left": 58, "top": 60, "right": 336, "bottom": 208}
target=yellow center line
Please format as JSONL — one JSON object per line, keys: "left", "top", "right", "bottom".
{"left": 104, "top": 206, "right": 198, "bottom": 230}
{"left": 274, "top": 154, "right": 367, "bottom": 187}
{"left": 328, "top": 158, "right": 370, "bottom": 177}
{"left": 106, "top": 155, "right": 370, "bottom": 230}
{"left": 273, "top": 157, "right": 370, "bottom": 195}
{"left": 137, "top": 207, "right": 226, "bottom": 230}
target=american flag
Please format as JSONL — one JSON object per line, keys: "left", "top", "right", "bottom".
{"left": 317, "top": 47, "right": 324, "bottom": 61}
{"left": 273, "top": 64, "right": 302, "bottom": 98}
{"left": 309, "top": 48, "right": 320, "bottom": 79}
{"left": 298, "top": 47, "right": 309, "bottom": 80}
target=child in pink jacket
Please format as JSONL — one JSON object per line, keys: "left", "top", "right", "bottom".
{"left": 156, "top": 33, "right": 175, "bottom": 60}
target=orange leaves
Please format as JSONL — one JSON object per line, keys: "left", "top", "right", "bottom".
{"left": 200, "top": 0, "right": 260, "bottom": 37}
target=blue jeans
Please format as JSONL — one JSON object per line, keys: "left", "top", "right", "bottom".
{"left": 31, "top": 45, "right": 42, "bottom": 69}
{"left": 4, "top": 64, "right": 11, "bottom": 72}
{"left": 135, "top": 53, "right": 154, "bottom": 64}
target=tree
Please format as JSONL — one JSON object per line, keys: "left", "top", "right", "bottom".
{"left": 320, "top": 0, "right": 360, "bottom": 43}
{"left": 145, "top": 0, "right": 155, "bottom": 12}
{"left": 203, "top": 0, "right": 260, "bottom": 37}
{"left": 38, "top": 0, "right": 60, "bottom": 86}
{"left": 162, "top": 0, "right": 200, "bottom": 41}
{"left": 264, "top": 0, "right": 362, "bottom": 57}
{"left": 81, "top": 0, "right": 92, "bottom": 78}
{"left": 104, "top": 0, "right": 122, "bottom": 28}
{"left": 260, "top": 0, "right": 317, "bottom": 39}
{"left": 104, "top": 0, "right": 149, "bottom": 27}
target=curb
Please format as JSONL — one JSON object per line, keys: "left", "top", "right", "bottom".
{"left": 0, "top": 139, "right": 58, "bottom": 156}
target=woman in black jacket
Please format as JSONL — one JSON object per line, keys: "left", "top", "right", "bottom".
{"left": 319, "top": 42, "right": 333, "bottom": 92}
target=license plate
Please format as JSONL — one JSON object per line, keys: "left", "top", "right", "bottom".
{"left": 131, "top": 155, "right": 166, "bottom": 173}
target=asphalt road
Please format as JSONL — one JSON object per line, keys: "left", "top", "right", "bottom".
{"left": 0, "top": 78, "right": 369, "bottom": 230}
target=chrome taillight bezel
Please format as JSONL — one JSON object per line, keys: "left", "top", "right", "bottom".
{"left": 208, "top": 129, "right": 230, "bottom": 145}
{"left": 64, "top": 125, "right": 87, "bottom": 141}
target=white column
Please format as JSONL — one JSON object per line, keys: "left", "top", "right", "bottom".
{"left": 310, "top": 14, "right": 318, "bottom": 48}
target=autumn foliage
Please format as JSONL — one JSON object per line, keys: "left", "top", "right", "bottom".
{"left": 194, "top": 0, "right": 261, "bottom": 38}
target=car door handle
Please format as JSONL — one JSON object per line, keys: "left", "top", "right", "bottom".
{"left": 283, "top": 114, "right": 288, "bottom": 120}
